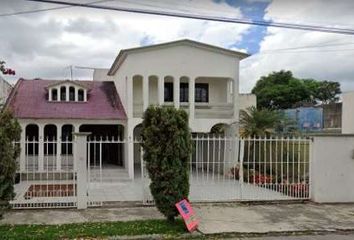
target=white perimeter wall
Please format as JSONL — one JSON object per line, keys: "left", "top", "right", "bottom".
{"left": 311, "top": 135, "right": 354, "bottom": 203}
{"left": 342, "top": 92, "right": 354, "bottom": 134}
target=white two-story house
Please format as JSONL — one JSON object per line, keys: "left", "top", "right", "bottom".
{"left": 93, "top": 39, "right": 252, "bottom": 178}
{"left": 6, "top": 39, "right": 254, "bottom": 183}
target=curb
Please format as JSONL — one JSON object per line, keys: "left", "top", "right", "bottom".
{"left": 108, "top": 229, "right": 354, "bottom": 240}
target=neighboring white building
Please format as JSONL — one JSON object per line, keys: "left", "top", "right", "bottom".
{"left": 239, "top": 93, "right": 257, "bottom": 111}
{"left": 0, "top": 75, "right": 12, "bottom": 105}
{"left": 342, "top": 91, "right": 354, "bottom": 133}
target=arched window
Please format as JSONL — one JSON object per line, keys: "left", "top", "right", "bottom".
{"left": 60, "top": 86, "right": 66, "bottom": 101}
{"left": 69, "top": 86, "right": 75, "bottom": 101}
{"left": 62, "top": 124, "right": 73, "bottom": 155}
{"left": 44, "top": 124, "right": 57, "bottom": 155}
{"left": 52, "top": 89, "right": 58, "bottom": 101}
{"left": 78, "top": 89, "right": 84, "bottom": 101}
{"left": 25, "top": 124, "right": 39, "bottom": 155}
{"left": 164, "top": 76, "right": 174, "bottom": 102}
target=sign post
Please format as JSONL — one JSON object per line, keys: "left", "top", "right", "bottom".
{"left": 175, "top": 199, "right": 199, "bottom": 232}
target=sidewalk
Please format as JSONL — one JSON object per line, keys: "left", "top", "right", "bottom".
{"left": 0, "top": 206, "right": 164, "bottom": 225}
{"left": 195, "top": 202, "right": 354, "bottom": 234}
{"left": 2, "top": 202, "right": 354, "bottom": 236}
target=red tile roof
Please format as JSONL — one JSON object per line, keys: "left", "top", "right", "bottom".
{"left": 6, "top": 79, "right": 127, "bottom": 120}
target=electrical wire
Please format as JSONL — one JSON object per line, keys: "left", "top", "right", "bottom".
{"left": 0, "top": 0, "right": 114, "bottom": 17}
{"left": 24, "top": 0, "right": 354, "bottom": 36}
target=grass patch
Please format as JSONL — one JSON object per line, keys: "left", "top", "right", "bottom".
{"left": 0, "top": 219, "right": 186, "bottom": 240}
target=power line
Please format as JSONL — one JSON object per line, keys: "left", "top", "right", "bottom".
{"left": 260, "top": 41, "right": 354, "bottom": 53}
{"left": 0, "top": 0, "right": 114, "bottom": 17}
{"left": 0, "top": 5, "right": 70, "bottom": 16}
{"left": 26, "top": 0, "right": 354, "bottom": 35}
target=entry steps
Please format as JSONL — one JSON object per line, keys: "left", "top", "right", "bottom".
{"left": 89, "top": 168, "right": 131, "bottom": 182}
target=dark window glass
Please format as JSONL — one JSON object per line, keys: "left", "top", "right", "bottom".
{"left": 164, "top": 82, "right": 173, "bottom": 102}
{"left": 62, "top": 125, "right": 73, "bottom": 155}
{"left": 52, "top": 89, "right": 57, "bottom": 101}
{"left": 60, "top": 86, "right": 66, "bottom": 101}
{"left": 25, "top": 124, "right": 39, "bottom": 155}
{"left": 44, "top": 125, "right": 57, "bottom": 155}
{"left": 195, "top": 83, "right": 209, "bottom": 103}
{"left": 78, "top": 89, "right": 84, "bottom": 101}
{"left": 69, "top": 87, "right": 75, "bottom": 101}
{"left": 180, "top": 83, "right": 189, "bottom": 102}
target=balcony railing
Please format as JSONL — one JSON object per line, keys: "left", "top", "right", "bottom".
{"left": 133, "top": 102, "right": 233, "bottom": 119}
{"left": 195, "top": 103, "right": 233, "bottom": 119}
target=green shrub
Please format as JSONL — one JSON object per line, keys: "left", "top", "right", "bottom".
{"left": 141, "top": 106, "right": 192, "bottom": 221}
{"left": 0, "top": 110, "right": 21, "bottom": 218}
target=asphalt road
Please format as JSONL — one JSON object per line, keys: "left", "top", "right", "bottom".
{"left": 237, "top": 233, "right": 354, "bottom": 240}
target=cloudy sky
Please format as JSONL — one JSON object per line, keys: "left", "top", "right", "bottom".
{"left": 1, "top": 0, "right": 354, "bottom": 93}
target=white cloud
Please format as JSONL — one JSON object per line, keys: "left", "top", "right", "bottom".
{"left": 240, "top": 0, "right": 354, "bottom": 93}
{"left": 0, "top": 0, "right": 251, "bottom": 83}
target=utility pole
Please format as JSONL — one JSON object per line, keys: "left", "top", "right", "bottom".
{"left": 70, "top": 65, "right": 73, "bottom": 80}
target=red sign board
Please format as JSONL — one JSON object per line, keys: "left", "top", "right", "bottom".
{"left": 175, "top": 199, "right": 199, "bottom": 232}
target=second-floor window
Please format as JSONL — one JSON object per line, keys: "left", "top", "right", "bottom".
{"left": 60, "top": 86, "right": 66, "bottom": 101}
{"left": 69, "top": 87, "right": 75, "bottom": 101}
{"left": 52, "top": 89, "right": 58, "bottom": 101}
{"left": 180, "top": 83, "right": 189, "bottom": 102}
{"left": 78, "top": 89, "right": 84, "bottom": 101}
{"left": 195, "top": 83, "right": 209, "bottom": 103}
{"left": 164, "top": 82, "right": 173, "bottom": 102}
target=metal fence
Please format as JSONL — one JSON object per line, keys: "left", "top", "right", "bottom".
{"left": 11, "top": 135, "right": 311, "bottom": 209}
{"left": 10, "top": 139, "right": 77, "bottom": 209}
{"left": 188, "top": 135, "right": 311, "bottom": 202}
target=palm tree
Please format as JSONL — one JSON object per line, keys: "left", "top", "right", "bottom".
{"left": 239, "top": 106, "right": 283, "bottom": 138}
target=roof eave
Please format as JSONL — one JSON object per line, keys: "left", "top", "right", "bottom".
{"left": 107, "top": 39, "right": 250, "bottom": 76}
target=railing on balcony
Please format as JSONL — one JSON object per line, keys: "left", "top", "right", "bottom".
{"left": 133, "top": 102, "right": 233, "bottom": 119}
{"left": 195, "top": 103, "right": 233, "bottom": 119}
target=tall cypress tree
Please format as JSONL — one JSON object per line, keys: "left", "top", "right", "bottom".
{"left": 0, "top": 110, "right": 21, "bottom": 218}
{"left": 141, "top": 106, "right": 192, "bottom": 221}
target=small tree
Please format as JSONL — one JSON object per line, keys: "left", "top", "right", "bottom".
{"left": 0, "top": 110, "right": 21, "bottom": 218}
{"left": 0, "top": 61, "right": 15, "bottom": 75}
{"left": 240, "top": 106, "right": 284, "bottom": 137}
{"left": 141, "top": 106, "right": 192, "bottom": 221}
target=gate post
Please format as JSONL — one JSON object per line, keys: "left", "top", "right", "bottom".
{"left": 239, "top": 138, "right": 245, "bottom": 200}
{"left": 73, "top": 132, "right": 91, "bottom": 209}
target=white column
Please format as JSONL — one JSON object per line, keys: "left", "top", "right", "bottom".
{"left": 158, "top": 76, "right": 164, "bottom": 105}
{"left": 75, "top": 88, "right": 78, "bottom": 101}
{"left": 189, "top": 77, "right": 195, "bottom": 122}
{"left": 227, "top": 79, "right": 232, "bottom": 103}
{"left": 49, "top": 89, "right": 52, "bottom": 101}
{"left": 126, "top": 76, "right": 133, "bottom": 119}
{"left": 125, "top": 122, "right": 134, "bottom": 179}
{"left": 20, "top": 123, "right": 26, "bottom": 172}
{"left": 174, "top": 77, "right": 180, "bottom": 109}
{"left": 73, "top": 132, "right": 90, "bottom": 209}
{"left": 143, "top": 76, "right": 149, "bottom": 111}
{"left": 38, "top": 124, "right": 44, "bottom": 171}
{"left": 83, "top": 90, "right": 87, "bottom": 102}
{"left": 233, "top": 63, "right": 240, "bottom": 134}
{"left": 232, "top": 78, "right": 240, "bottom": 122}
{"left": 58, "top": 87, "right": 61, "bottom": 101}
{"left": 56, "top": 124, "right": 62, "bottom": 171}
